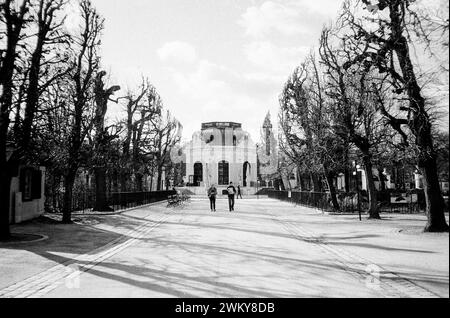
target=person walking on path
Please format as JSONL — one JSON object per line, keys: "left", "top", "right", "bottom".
{"left": 227, "top": 182, "right": 237, "bottom": 212}
{"left": 207, "top": 184, "right": 217, "bottom": 212}
{"left": 237, "top": 185, "right": 243, "bottom": 199}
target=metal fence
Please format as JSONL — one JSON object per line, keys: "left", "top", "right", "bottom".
{"left": 267, "top": 190, "right": 437, "bottom": 214}
{"left": 55, "top": 190, "right": 176, "bottom": 214}
{"left": 268, "top": 190, "right": 337, "bottom": 212}
{"left": 109, "top": 191, "right": 176, "bottom": 212}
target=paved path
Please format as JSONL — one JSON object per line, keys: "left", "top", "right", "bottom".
{"left": 0, "top": 198, "right": 448, "bottom": 298}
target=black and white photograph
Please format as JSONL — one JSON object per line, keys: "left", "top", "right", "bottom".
{"left": 0, "top": 0, "right": 448, "bottom": 307}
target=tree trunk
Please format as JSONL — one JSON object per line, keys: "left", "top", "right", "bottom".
{"left": 297, "top": 170, "right": 303, "bottom": 191}
{"left": 150, "top": 173, "right": 154, "bottom": 192}
{"left": 421, "top": 156, "right": 449, "bottom": 232}
{"left": 135, "top": 173, "right": 143, "bottom": 192}
{"left": 93, "top": 166, "right": 112, "bottom": 211}
{"left": 324, "top": 169, "right": 340, "bottom": 211}
{"left": 157, "top": 168, "right": 163, "bottom": 191}
{"left": 62, "top": 171, "right": 76, "bottom": 224}
{"left": 344, "top": 144, "right": 350, "bottom": 193}
{"left": 0, "top": 73, "right": 13, "bottom": 240}
{"left": 281, "top": 170, "right": 292, "bottom": 191}
{"left": 112, "top": 171, "right": 119, "bottom": 193}
{"left": 378, "top": 168, "right": 386, "bottom": 191}
{"left": 0, "top": 109, "right": 12, "bottom": 239}
{"left": 363, "top": 155, "right": 380, "bottom": 219}
{"left": 52, "top": 174, "right": 61, "bottom": 212}
{"left": 311, "top": 173, "right": 320, "bottom": 192}
{"left": 0, "top": 102, "right": 14, "bottom": 239}
{"left": 120, "top": 171, "right": 129, "bottom": 193}
{"left": 344, "top": 168, "right": 350, "bottom": 193}
{"left": 21, "top": 36, "right": 45, "bottom": 151}
{"left": 0, "top": 169, "right": 12, "bottom": 240}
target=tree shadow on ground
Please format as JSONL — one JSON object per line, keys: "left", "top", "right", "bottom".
{"left": 26, "top": 236, "right": 373, "bottom": 297}
{"left": 323, "top": 240, "right": 436, "bottom": 254}
{"left": 1, "top": 202, "right": 446, "bottom": 297}
{"left": 0, "top": 217, "right": 377, "bottom": 297}
{"left": 136, "top": 217, "right": 436, "bottom": 255}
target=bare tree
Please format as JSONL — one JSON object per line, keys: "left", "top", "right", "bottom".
{"left": 131, "top": 84, "right": 162, "bottom": 191}
{"left": 119, "top": 80, "right": 149, "bottom": 191}
{"left": 150, "top": 110, "right": 182, "bottom": 191}
{"left": 116, "top": 79, "right": 180, "bottom": 192}
{"left": 319, "top": 26, "right": 399, "bottom": 219}
{"left": 20, "top": 0, "right": 68, "bottom": 153}
{"left": 62, "top": 0, "right": 102, "bottom": 223}
{"left": 37, "top": 76, "right": 72, "bottom": 213}
{"left": 0, "top": 0, "right": 31, "bottom": 239}
{"left": 340, "top": 0, "right": 448, "bottom": 231}
{"left": 279, "top": 54, "right": 344, "bottom": 211}
{"left": 279, "top": 70, "right": 322, "bottom": 192}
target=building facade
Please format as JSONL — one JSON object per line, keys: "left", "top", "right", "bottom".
{"left": 8, "top": 165, "right": 46, "bottom": 224}
{"left": 184, "top": 122, "right": 257, "bottom": 189}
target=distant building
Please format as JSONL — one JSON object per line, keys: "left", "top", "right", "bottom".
{"left": 183, "top": 122, "right": 257, "bottom": 190}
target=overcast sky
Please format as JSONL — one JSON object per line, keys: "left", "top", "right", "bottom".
{"left": 83, "top": 0, "right": 447, "bottom": 142}
{"left": 85, "top": 0, "right": 343, "bottom": 141}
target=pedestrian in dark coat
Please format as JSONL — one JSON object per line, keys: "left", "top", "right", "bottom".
{"left": 227, "top": 182, "right": 237, "bottom": 212}
{"left": 207, "top": 184, "right": 217, "bottom": 212}
{"left": 237, "top": 185, "right": 243, "bottom": 199}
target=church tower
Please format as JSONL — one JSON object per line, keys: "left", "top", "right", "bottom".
{"left": 263, "top": 112, "right": 273, "bottom": 156}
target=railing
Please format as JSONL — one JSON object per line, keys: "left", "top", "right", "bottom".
{"left": 267, "top": 190, "right": 441, "bottom": 214}
{"left": 268, "top": 190, "right": 337, "bottom": 212}
{"left": 109, "top": 191, "right": 176, "bottom": 211}
{"left": 65, "top": 190, "right": 177, "bottom": 214}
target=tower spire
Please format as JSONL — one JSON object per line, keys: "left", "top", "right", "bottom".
{"left": 263, "top": 112, "right": 272, "bottom": 156}
{"left": 263, "top": 111, "right": 272, "bottom": 129}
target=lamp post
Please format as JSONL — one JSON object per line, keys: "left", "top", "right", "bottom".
{"left": 353, "top": 161, "right": 362, "bottom": 221}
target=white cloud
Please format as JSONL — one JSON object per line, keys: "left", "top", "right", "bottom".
{"left": 162, "top": 58, "right": 280, "bottom": 140}
{"left": 296, "top": 0, "right": 344, "bottom": 17}
{"left": 239, "top": 1, "right": 305, "bottom": 38}
{"left": 239, "top": 0, "right": 342, "bottom": 39}
{"left": 169, "top": 60, "right": 228, "bottom": 97}
{"left": 244, "top": 41, "right": 310, "bottom": 74}
{"left": 157, "top": 41, "right": 198, "bottom": 64}
{"left": 238, "top": 1, "right": 334, "bottom": 77}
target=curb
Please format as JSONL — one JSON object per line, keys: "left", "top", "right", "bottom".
{"left": 0, "top": 234, "right": 49, "bottom": 245}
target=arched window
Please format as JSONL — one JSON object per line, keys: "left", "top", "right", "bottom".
{"left": 233, "top": 135, "right": 237, "bottom": 146}
{"left": 218, "top": 161, "right": 229, "bottom": 185}
{"left": 194, "top": 162, "right": 203, "bottom": 186}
